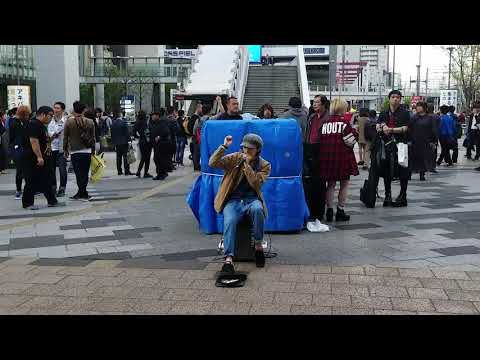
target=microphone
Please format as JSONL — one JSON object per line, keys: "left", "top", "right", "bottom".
{"left": 235, "top": 158, "right": 246, "bottom": 168}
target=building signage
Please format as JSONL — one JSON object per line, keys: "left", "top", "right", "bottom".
{"left": 120, "top": 95, "right": 135, "bottom": 117}
{"left": 7, "top": 85, "right": 31, "bottom": 109}
{"left": 303, "top": 46, "right": 329, "bottom": 57}
{"left": 164, "top": 49, "right": 197, "bottom": 59}
{"left": 440, "top": 90, "right": 458, "bottom": 107}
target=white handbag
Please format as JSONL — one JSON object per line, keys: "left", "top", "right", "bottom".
{"left": 397, "top": 142, "right": 408, "bottom": 168}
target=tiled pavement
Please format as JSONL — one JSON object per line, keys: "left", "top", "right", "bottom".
{"left": 0, "top": 260, "right": 479, "bottom": 314}
{"left": 2, "top": 141, "right": 480, "bottom": 314}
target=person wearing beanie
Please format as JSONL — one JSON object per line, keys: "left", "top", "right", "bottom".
{"left": 209, "top": 133, "right": 271, "bottom": 272}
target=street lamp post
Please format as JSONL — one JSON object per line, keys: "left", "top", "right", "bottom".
{"left": 392, "top": 45, "right": 396, "bottom": 90}
{"left": 416, "top": 45, "right": 422, "bottom": 96}
{"left": 447, "top": 46, "right": 454, "bottom": 90}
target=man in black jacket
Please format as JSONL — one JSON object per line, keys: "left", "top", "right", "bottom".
{"left": 371, "top": 90, "right": 412, "bottom": 207}
{"left": 150, "top": 109, "right": 171, "bottom": 180}
{"left": 110, "top": 108, "right": 133, "bottom": 176}
{"left": 466, "top": 102, "right": 480, "bottom": 161}
{"left": 166, "top": 106, "right": 179, "bottom": 171}
{"left": 212, "top": 96, "right": 243, "bottom": 120}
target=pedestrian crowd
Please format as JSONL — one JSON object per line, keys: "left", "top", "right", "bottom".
{"left": 0, "top": 100, "right": 192, "bottom": 210}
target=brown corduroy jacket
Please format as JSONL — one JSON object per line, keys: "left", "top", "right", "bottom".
{"left": 209, "top": 145, "right": 271, "bottom": 216}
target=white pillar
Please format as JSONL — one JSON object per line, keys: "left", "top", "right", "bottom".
{"left": 35, "top": 45, "right": 80, "bottom": 112}
{"left": 94, "top": 45, "right": 105, "bottom": 110}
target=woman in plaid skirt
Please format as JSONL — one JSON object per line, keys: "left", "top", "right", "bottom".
{"left": 317, "top": 98, "right": 359, "bottom": 222}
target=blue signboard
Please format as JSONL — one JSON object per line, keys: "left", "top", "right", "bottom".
{"left": 247, "top": 45, "right": 262, "bottom": 63}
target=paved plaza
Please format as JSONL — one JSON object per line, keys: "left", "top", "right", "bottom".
{"left": 1, "top": 144, "right": 480, "bottom": 314}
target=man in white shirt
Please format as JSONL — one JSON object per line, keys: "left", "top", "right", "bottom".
{"left": 48, "top": 101, "right": 68, "bottom": 197}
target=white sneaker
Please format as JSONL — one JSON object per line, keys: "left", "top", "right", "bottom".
{"left": 307, "top": 219, "right": 330, "bottom": 233}
{"left": 262, "top": 240, "right": 268, "bottom": 250}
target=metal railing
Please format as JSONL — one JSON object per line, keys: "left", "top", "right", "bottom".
{"left": 81, "top": 57, "right": 191, "bottom": 79}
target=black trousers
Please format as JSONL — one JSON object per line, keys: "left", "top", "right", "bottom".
{"left": 71, "top": 153, "right": 91, "bottom": 197}
{"left": 115, "top": 144, "right": 130, "bottom": 174}
{"left": 14, "top": 157, "right": 23, "bottom": 192}
{"left": 438, "top": 137, "right": 453, "bottom": 165}
{"left": 137, "top": 142, "right": 152, "bottom": 175}
{"left": 153, "top": 143, "right": 169, "bottom": 176}
{"left": 303, "top": 176, "right": 326, "bottom": 220}
{"left": 22, "top": 158, "right": 57, "bottom": 208}
{"left": 381, "top": 175, "right": 408, "bottom": 196}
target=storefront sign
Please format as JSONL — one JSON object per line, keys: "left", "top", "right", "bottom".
{"left": 7, "top": 85, "right": 31, "bottom": 109}
{"left": 164, "top": 49, "right": 197, "bottom": 59}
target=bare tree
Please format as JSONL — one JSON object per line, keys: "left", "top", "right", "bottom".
{"left": 129, "top": 69, "right": 152, "bottom": 111}
{"left": 445, "top": 45, "right": 480, "bottom": 110}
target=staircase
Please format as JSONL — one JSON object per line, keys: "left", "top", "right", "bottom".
{"left": 242, "top": 65, "right": 300, "bottom": 116}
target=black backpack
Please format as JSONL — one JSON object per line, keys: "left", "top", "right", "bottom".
{"left": 360, "top": 165, "right": 378, "bottom": 208}
{"left": 188, "top": 114, "right": 199, "bottom": 136}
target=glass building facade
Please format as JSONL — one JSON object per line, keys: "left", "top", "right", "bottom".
{"left": 0, "top": 45, "right": 36, "bottom": 111}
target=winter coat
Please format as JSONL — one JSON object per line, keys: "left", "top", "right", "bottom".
{"left": 439, "top": 114, "right": 455, "bottom": 137}
{"left": 371, "top": 107, "right": 412, "bottom": 180}
{"left": 209, "top": 145, "right": 271, "bottom": 216}
{"left": 317, "top": 114, "right": 359, "bottom": 181}
{"left": 410, "top": 114, "right": 437, "bottom": 173}
{"left": 278, "top": 106, "right": 309, "bottom": 141}
{"left": 110, "top": 117, "right": 130, "bottom": 146}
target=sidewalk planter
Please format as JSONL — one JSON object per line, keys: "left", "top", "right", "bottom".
{"left": 187, "top": 119, "right": 309, "bottom": 234}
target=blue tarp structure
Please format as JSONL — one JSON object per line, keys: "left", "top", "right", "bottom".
{"left": 186, "top": 119, "right": 309, "bottom": 234}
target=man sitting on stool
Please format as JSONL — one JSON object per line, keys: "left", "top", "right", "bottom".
{"left": 209, "top": 133, "right": 271, "bottom": 273}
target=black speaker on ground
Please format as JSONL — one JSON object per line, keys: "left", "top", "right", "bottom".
{"left": 234, "top": 216, "right": 255, "bottom": 262}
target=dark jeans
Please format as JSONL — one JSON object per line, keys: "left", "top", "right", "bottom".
{"left": 0, "top": 145, "right": 6, "bottom": 171}
{"left": 137, "top": 142, "right": 152, "bottom": 175}
{"left": 153, "top": 143, "right": 169, "bottom": 176}
{"left": 438, "top": 136, "right": 453, "bottom": 165}
{"left": 176, "top": 137, "right": 187, "bottom": 164}
{"left": 451, "top": 140, "right": 459, "bottom": 163}
{"left": 466, "top": 130, "right": 479, "bottom": 159}
{"left": 168, "top": 141, "right": 176, "bottom": 166}
{"left": 22, "top": 158, "right": 57, "bottom": 208}
{"left": 192, "top": 142, "right": 201, "bottom": 171}
{"left": 49, "top": 151, "right": 67, "bottom": 192}
{"left": 71, "top": 153, "right": 91, "bottom": 197}
{"left": 115, "top": 144, "right": 130, "bottom": 174}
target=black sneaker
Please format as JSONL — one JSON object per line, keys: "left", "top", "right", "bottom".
{"left": 335, "top": 207, "right": 350, "bottom": 222}
{"left": 48, "top": 202, "right": 66, "bottom": 207}
{"left": 221, "top": 262, "right": 235, "bottom": 274}
{"left": 144, "top": 173, "right": 153, "bottom": 178}
{"left": 325, "top": 208, "right": 334, "bottom": 222}
{"left": 78, "top": 195, "right": 92, "bottom": 202}
{"left": 136, "top": 172, "right": 141, "bottom": 178}
{"left": 255, "top": 249, "right": 265, "bottom": 268}
{"left": 383, "top": 193, "right": 393, "bottom": 207}
{"left": 56, "top": 189, "right": 65, "bottom": 197}
{"left": 125, "top": 172, "right": 134, "bottom": 176}
{"left": 118, "top": 172, "right": 123, "bottom": 176}
{"left": 69, "top": 193, "right": 81, "bottom": 200}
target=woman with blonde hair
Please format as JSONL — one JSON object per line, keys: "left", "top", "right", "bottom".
{"left": 9, "top": 105, "right": 31, "bottom": 199}
{"left": 316, "top": 98, "right": 359, "bottom": 222}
